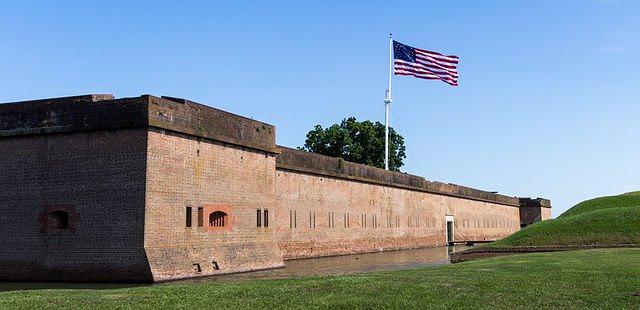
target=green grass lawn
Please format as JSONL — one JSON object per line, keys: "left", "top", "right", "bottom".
{"left": 1, "top": 248, "right": 639, "bottom": 309}
{"left": 486, "top": 191, "right": 640, "bottom": 248}
{"left": 560, "top": 190, "right": 640, "bottom": 218}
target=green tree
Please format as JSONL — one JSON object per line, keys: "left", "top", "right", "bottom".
{"left": 300, "top": 117, "right": 406, "bottom": 171}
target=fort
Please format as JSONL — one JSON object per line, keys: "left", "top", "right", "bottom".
{"left": 0, "top": 94, "right": 551, "bottom": 282}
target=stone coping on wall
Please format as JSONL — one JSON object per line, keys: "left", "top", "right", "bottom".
{"left": 519, "top": 197, "right": 552, "bottom": 208}
{"left": 275, "top": 146, "right": 525, "bottom": 207}
{"left": 0, "top": 94, "right": 277, "bottom": 154}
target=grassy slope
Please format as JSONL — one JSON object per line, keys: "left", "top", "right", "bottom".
{"left": 560, "top": 191, "right": 640, "bottom": 218}
{"left": 487, "top": 192, "right": 640, "bottom": 248}
{"left": 0, "top": 249, "right": 638, "bottom": 309}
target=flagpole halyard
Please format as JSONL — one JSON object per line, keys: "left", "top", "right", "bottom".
{"left": 384, "top": 33, "right": 393, "bottom": 170}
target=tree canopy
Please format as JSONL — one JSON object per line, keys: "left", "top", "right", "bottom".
{"left": 300, "top": 117, "right": 406, "bottom": 171}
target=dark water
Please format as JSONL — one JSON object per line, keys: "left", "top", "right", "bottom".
{"left": 180, "top": 245, "right": 471, "bottom": 283}
{"left": 0, "top": 246, "right": 470, "bottom": 291}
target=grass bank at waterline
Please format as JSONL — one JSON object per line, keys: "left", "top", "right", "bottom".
{"left": 486, "top": 191, "right": 640, "bottom": 248}
{"left": 1, "top": 249, "right": 639, "bottom": 309}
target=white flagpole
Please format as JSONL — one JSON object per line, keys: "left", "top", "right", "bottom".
{"left": 384, "top": 33, "right": 393, "bottom": 170}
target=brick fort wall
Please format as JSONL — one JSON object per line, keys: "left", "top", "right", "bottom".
{"left": 144, "top": 128, "right": 283, "bottom": 282}
{"left": 0, "top": 129, "right": 151, "bottom": 282}
{"left": 0, "top": 94, "right": 551, "bottom": 282}
{"left": 275, "top": 147, "right": 521, "bottom": 259}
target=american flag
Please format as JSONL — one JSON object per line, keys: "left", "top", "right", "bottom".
{"left": 393, "top": 40, "right": 459, "bottom": 86}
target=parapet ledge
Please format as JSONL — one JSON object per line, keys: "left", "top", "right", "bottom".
{"left": 275, "top": 146, "right": 522, "bottom": 207}
{"left": 0, "top": 93, "right": 278, "bottom": 154}
{"left": 0, "top": 94, "right": 115, "bottom": 106}
{"left": 518, "top": 197, "right": 552, "bottom": 208}
{"left": 0, "top": 94, "right": 148, "bottom": 137}
{"left": 148, "top": 95, "right": 278, "bottom": 154}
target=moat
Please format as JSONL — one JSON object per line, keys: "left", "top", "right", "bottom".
{"left": 0, "top": 246, "right": 471, "bottom": 292}
{"left": 179, "top": 245, "right": 472, "bottom": 283}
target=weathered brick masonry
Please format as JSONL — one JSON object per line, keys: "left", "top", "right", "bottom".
{"left": 0, "top": 94, "right": 551, "bottom": 282}
{"left": 0, "top": 95, "right": 151, "bottom": 282}
{"left": 276, "top": 147, "right": 529, "bottom": 259}
{"left": 519, "top": 197, "right": 552, "bottom": 228}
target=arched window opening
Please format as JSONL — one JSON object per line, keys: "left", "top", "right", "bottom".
{"left": 49, "top": 211, "right": 69, "bottom": 229}
{"left": 209, "top": 211, "right": 228, "bottom": 228}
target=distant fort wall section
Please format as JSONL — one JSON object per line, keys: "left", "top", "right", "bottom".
{"left": 0, "top": 94, "right": 551, "bottom": 282}
{"left": 275, "top": 147, "right": 522, "bottom": 259}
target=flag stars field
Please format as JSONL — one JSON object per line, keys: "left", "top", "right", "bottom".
{"left": 393, "top": 40, "right": 459, "bottom": 86}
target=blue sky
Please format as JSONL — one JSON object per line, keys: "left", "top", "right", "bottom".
{"left": 1, "top": 1, "right": 638, "bottom": 216}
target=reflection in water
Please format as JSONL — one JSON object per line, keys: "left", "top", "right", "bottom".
{"left": 180, "top": 245, "right": 471, "bottom": 283}
{"left": 0, "top": 246, "right": 472, "bottom": 291}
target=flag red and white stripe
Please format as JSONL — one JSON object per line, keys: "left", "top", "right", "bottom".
{"left": 393, "top": 41, "right": 459, "bottom": 86}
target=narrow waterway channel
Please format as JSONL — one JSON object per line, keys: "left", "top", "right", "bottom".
{"left": 179, "top": 245, "right": 471, "bottom": 283}
{"left": 0, "top": 246, "right": 471, "bottom": 292}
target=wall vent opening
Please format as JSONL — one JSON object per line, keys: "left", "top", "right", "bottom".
{"left": 186, "top": 207, "right": 192, "bottom": 227}
{"left": 264, "top": 209, "right": 269, "bottom": 227}
{"left": 257, "top": 209, "right": 262, "bottom": 227}
{"left": 49, "top": 211, "right": 69, "bottom": 229}
{"left": 209, "top": 211, "right": 228, "bottom": 227}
